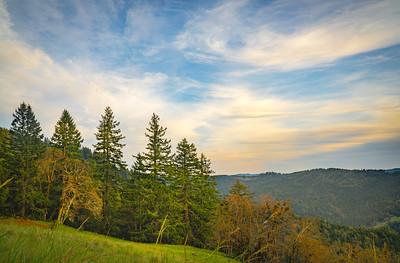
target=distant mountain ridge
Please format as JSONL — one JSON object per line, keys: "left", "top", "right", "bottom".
{"left": 215, "top": 168, "right": 400, "bottom": 227}
{"left": 217, "top": 168, "right": 400, "bottom": 177}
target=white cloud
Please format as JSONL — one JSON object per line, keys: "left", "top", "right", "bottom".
{"left": 176, "top": 0, "right": 400, "bottom": 70}
{"left": 1, "top": 0, "right": 399, "bottom": 174}
{"left": 1, "top": 35, "right": 399, "bottom": 173}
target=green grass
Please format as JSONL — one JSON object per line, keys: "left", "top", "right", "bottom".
{"left": 0, "top": 218, "right": 236, "bottom": 263}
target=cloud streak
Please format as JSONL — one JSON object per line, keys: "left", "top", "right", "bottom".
{"left": 176, "top": 0, "right": 400, "bottom": 70}
{"left": 1, "top": 0, "right": 399, "bottom": 173}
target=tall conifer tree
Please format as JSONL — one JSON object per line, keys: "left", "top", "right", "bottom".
{"left": 51, "top": 109, "right": 83, "bottom": 157}
{"left": 121, "top": 153, "right": 151, "bottom": 241}
{"left": 143, "top": 113, "right": 172, "bottom": 178}
{"left": 199, "top": 153, "right": 213, "bottom": 176}
{"left": 128, "top": 114, "right": 174, "bottom": 243}
{"left": 10, "top": 102, "right": 44, "bottom": 217}
{"left": 93, "top": 106, "right": 126, "bottom": 230}
{"left": 174, "top": 138, "right": 199, "bottom": 242}
{"left": 173, "top": 139, "right": 219, "bottom": 246}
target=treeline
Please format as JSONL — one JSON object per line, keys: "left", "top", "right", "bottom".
{"left": 0, "top": 102, "right": 218, "bottom": 247}
{"left": 1, "top": 102, "right": 399, "bottom": 262}
{"left": 215, "top": 169, "right": 400, "bottom": 227}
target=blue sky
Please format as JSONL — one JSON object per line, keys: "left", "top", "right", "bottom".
{"left": 0, "top": 0, "right": 399, "bottom": 174}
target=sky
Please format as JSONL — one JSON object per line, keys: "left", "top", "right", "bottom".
{"left": 0, "top": 0, "right": 399, "bottom": 174}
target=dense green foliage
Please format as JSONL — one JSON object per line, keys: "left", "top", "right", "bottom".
{"left": 123, "top": 113, "right": 175, "bottom": 243}
{"left": 0, "top": 102, "right": 399, "bottom": 262}
{"left": 51, "top": 110, "right": 83, "bottom": 157}
{"left": 0, "top": 103, "right": 219, "bottom": 251}
{"left": 215, "top": 169, "right": 400, "bottom": 226}
{"left": 120, "top": 115, "right": 219, "bottom": 246}
{"left": 143, "top": 113, "right": 172, "bottom": 177}
{"left": 93, "top": 106, "right": 126, "bottom": 233}
{"left": 318, "top": 220, "right": 400, "bottom": 253}
{"left": 172, "top": 138, "right": 219, "bottom": 247}
{"left": 0, "top": 219, "right": 235, "bottom": 263}
{"left": 0, "top": 128, "right": 13, "bottom": 207}
{"left": 9, "top": 102, "right": 45, "bottom": 218}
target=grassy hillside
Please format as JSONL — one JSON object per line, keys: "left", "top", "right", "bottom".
{"left": 0, "top": 219, "right": 235, "bottom": 263}
{"left": 215, "top": 168, "right": 400, "bottom": 227}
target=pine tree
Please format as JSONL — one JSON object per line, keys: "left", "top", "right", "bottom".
{"left": 124, "top": 114, "right": 176, "bottom": 243}
{"left": 0, "top": 128, "right": 13, "bottom": 181}
{"left": 126, "top": 114, "right": 174, "bottom": 243}
{"left": 94, "top": 107, "right": 126, "bottom": 170}
{"left": 10, "top": 102, "right": 44, "bottom": 217}
{"left": 93, "top": 106, "right": 126, "bottom": 231}
{"left": 132, "top": 153, "right": 147, "bottom": 178}
{"left": 199, "top": 153, "right": 213, "bottom": 176}
{"left": 142, "top": 114, "right": 176, "bottom": 242}
{"left": 81, "top": 146, "right": 93, "bottom": 160}
{"left": 192, "top": 152, "right": 218, "bottom": 246}
{"left": 0, "top": 128, "right": 13, "bottom": 213}
{"left": 173, "top": 139, "right": 219, "bottom": 246}
{"left": 51, "top": 110, "right": 83, "bottom": 157}
{"left": 229, "top": 180, "right": 253, "bottom": 198}
{"left": 143, "top": 113, "right": 172, "bottom": 178}
{"left": 174, "top": 138, "right": 199, "bottom": 243}
{"left": 121, "top": 153, "right": 152, "bottom": 241}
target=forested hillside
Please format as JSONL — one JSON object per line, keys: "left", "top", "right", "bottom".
{"left": 0, "top": 103, "right": 218, "bottom": 247}
{"left": 1, "top": 102, "right": 399, "bottom": 262}
{"left": 215, "top": 169, "right": 400, "bottom": 227}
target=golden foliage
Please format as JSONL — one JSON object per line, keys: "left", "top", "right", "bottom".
{"left": 37, "top": 148, "right": 102, "bottom": 225}
{"left": 214, "top": 188, "right": 399, "bottom": 263}
{"left": 57, "top": 158, "right": 102, "bottom": 224}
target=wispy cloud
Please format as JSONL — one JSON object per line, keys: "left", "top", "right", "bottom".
{"left": 1, "top": 0, "right": 399, "bottom": 173}
{"left": 176, "top": 0, "right": 400, "bottom": 70}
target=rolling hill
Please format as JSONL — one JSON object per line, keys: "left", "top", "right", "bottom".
{"left": 0, "top": 219, "right": 235, "bottom": 263}
{"left": 215, "top": 168, "right": 400, "bottom": 227}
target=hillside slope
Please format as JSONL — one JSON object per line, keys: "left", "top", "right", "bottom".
{"left": 0, "top": 219, "right": 235, "bottom": 263}
{"left": 215, "top": 168, "right": 400, "bottom": 227}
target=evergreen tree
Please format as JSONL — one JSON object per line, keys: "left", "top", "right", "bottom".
{"left": 93, "top": 106, "right": 126, "bottom": 232}
{"left": 81, "top": 146, "right": 93, "bottom": 160}
{"left": 174, "top": 138, "right": 199, "bottom": 243}
{"left": 127, "top": 114, "right": 174, "bottom": 243}
{"left": 193, "top": 152, "right": 218, "bottom": 246}
{"left": 141, "top": 114, "right": 175, "bottom": 242}
{"left": 120, "top": 153, "right": 153, "bottom": 241}
{"left": 199, "top": 153, "right": 213, "bottom": 176}
{"left": 173, "top": 139, "right": 219, "bottom": 246}
{"left": 132, "top": 153, "right": 147, "bottom": 177}
{"left": 229, "top": 180, "right": 253, "bottom": 198}
{"left": 143, "top": 113, "right": 172, "bottom": 178}
{"left": 51, "top": 110, "right": 83, "bottom": 157}
{"left": 0, "top": 128, "right": 13, "bottom": 180}
{"left": 10, "top": 102, "right": 44, "bottom": 217}
{"left": 0, "top": 128, "right": 13, "bottom": 213}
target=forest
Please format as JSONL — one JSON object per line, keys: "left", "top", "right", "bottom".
{"left": 216, "top": 169, "right": 400, "bottom": 227}
{"left": 1, "top": 102, "right": 400, "bottom": 262}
